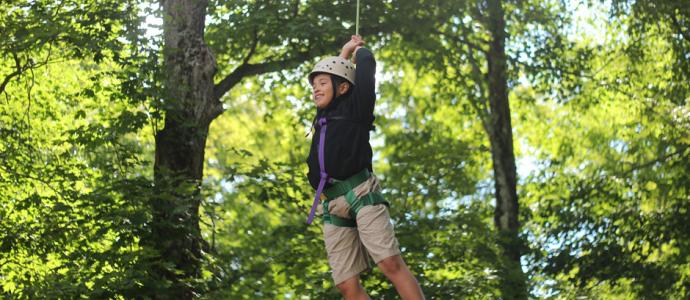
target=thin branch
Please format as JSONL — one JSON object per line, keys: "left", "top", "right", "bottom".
{"left": 14, "top": 51, "right": 21, "bottom": 71}
{"left": 567, "top": 145, "right": 689, "bottom": 203}
{"left": 457, "top": 22, "right": 491, "bottom": 131}
{"left": 0, "top": 163, "right": 67, "bottom": 199}
{"left": 242, "top": 28, "right": 259, "bottom": 66}
{"left": 0, "top": 53, "right": 28, "bottom": 94}
{"left": 2, "top": 40, "right": 55, "bottom": 95}
{"left": 434, "top": 28, "right": 488, "bottom": 55}
{"left": 0, "top": 67, "right": 25, "bottom": 95}
{"left": 24, "top": 60, "right": 35, "bottom": 133}
{"left": 509, "top": 52, "right": 680, "bottom": 104}
{"left": 509, "top": 51, "right": 613, "bottom": 81}
{"left": 619, "top": 145, "right": 689, "bottom": 177}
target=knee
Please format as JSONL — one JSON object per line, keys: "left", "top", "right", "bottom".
{"left": 336, "top": 277, "right": 365, "bottom": 297}
{"left": 336, "top": 281, "right": 354, "bottom": 295}
{"left": 378, "top": 255, "right": 404, "bottom": 276}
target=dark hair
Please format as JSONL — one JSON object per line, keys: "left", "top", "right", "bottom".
{"left": 331, "top": 74, "right": 352, "bottom": 96}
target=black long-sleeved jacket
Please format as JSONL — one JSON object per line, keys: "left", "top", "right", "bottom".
{"left": 307, "top": 48, "right": 376, "bottom": 190}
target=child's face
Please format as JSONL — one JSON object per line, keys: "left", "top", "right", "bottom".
{"left": 311, "top": 73, "right": 334, "bottom": 109}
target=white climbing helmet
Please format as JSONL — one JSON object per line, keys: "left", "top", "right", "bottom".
{"left": 308, "top": 56, "right": 355, "bottom": 85}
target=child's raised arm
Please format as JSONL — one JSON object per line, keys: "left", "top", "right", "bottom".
{"left": 350, "top": 40, "right": 376, "bottom": 121}
{"left": 339, "top": 35, "right": 365, "bottom": 62}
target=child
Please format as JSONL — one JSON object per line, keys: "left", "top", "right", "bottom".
{"left": 305, "top": 35, "right": 425, "bottom": 300}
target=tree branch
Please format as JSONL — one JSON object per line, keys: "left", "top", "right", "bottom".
{"left": 212, "top": 19, "right": 393, "bottom": 101}
{"left": 213, "top": 51, "right": 310, "bottom": 100}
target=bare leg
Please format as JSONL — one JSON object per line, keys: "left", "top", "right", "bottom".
{"left": 336, "top": 275, "right": 370, "bottom": 300}
{"left": 377, "top": 255, "right": 425, "bottom": 300}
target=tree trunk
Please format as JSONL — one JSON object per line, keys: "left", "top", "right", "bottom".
{"left": 485, "top": 0, "right": 527, "bottom": 298}
{"left": 149, "top": 0, "right": 221, "bottom": 297}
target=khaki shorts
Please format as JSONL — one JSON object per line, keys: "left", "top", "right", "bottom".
{"left": 320, "top": 175, "right": 401, "bottom": 285}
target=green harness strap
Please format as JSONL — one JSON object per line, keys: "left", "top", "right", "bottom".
{"left": 321, "top": 169, "right": 388, "bottom": 227}
{"left": 322, "top": 201, "right": 357, "bottom": 227}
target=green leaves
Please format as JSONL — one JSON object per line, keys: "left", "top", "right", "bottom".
{"left": 2, "top": 0, "right": 689, "bottom": 298}
{"left": 516, "top": 3, "right": 690, "bottom": 295}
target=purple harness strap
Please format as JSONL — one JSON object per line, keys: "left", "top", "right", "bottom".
{"left": 306, "top": 117, "right": 329, "bottom": 224}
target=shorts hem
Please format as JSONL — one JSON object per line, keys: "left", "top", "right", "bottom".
{"left": 372, "top": 249, "right": 402, "bottom": 264}
{"left": 333, "top": 264, "right": 369, "bottom": 286}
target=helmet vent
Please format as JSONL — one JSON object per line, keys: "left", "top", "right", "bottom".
{"left": 308, "top": 56, "right": 356, "bottom": 85}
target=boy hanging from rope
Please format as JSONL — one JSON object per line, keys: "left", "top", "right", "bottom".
{"left": 305, "top": 35, "right": 426, "bottom": 300}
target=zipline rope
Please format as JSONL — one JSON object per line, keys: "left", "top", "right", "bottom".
{"left": 355, "top": 0, "right": 360, "bottom": 36}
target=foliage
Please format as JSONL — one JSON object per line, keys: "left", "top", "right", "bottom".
{"left": 519, "top": 3, "right": 690, "bottom": 298}
{"left": 2, "top": 0, "right": 689, "bottom": 298}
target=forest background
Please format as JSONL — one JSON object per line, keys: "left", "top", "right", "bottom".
{"left": 1, "top": 0, "right": 689, "bottom": 299}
